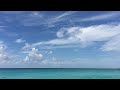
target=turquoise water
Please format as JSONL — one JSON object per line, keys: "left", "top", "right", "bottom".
{"left": 0, "top": 68, "right": 120, "bottom": 79}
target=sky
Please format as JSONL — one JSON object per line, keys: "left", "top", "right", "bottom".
{"left": 0, "top": 11, "right": 120, "bottom": 68}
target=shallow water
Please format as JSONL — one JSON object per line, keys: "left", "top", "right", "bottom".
{"left": 0, "top": 68, "right": 120, "bottom": 79}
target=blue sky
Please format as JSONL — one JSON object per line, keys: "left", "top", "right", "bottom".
{"left": 1, "top": 11, "right": 120, "bottom": 68}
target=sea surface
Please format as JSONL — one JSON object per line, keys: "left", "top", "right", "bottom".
{"left": 0, "top": 68, "right": 120, "bottom": 79}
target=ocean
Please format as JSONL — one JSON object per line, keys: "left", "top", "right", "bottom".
{"left": 0, "top": 68, "right": 120, "bottom": 79}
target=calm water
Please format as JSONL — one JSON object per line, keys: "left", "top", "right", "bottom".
{"left": 0, "top": 68, "right": 120, "bottom": 79}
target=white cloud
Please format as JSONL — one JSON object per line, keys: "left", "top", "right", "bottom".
{"left": 101, "top": 35, "right": 120, "bottom": 52}
{"left": 15, "top": 38, "right": 26, "bottom": 43}
{"left": 81, "top": 12, "right": 120, "bottom": 21}
{"left": 56, "top": 30, "right": 65, "bottom": 38}
{"left": 22, "top": 11, "right": 77, "bottom": 27}
{"left": 55, "top": 11, "right": 77, "bottom": 19}
{"left": 22, "top": 43, "right": 33, "bottom": 50}
{"left": 20, "top": 12, "right": 44, "bottom": 26}
{"left": 22, "top": 43, "right": 44, "bottom": 62}
{"left": 30, "top": 11, "right": 43, "bottom": 18}
{"left": 41, "top": 57, "right": 63, "bottom": 65}
{"left": 32, "top": 23, "right": 120, "bottom": 52}
{"left": 24, "top": 48, "right": 43, "bottom": 62}
{"left": 0, "top": 41, "right": 23, "bottom": 65}
{"left": 46, "top": 11, "right": 77, "bottom": 27}
{"left": 0, "top": 41, "right": 10, "bottom": 61}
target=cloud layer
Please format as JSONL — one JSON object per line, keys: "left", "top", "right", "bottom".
{"left": 81, "top": 12, "right": 120, "bottom": 21}
{"left": 32, "top": 23, "right": 120, "bottom": 52}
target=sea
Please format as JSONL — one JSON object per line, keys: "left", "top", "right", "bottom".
{"left": 0, "top": 68, "right": 120, "bottom": 79}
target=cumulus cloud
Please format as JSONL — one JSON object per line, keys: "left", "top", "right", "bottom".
{"left": 0, "top": 41, "right": 23, "bottom": 65}
{"left": 1, "top": 41, "right": 44, "bottom": 65}
{"left": 24, "top": 48, "right": 43, "bottom": 62}
{"left": 56, "top": 30, "right": 65, "bottom": 38}
{"left": 32, "top": 23, "right": 120, "bottom": 52}
{"left": 21, "top": 42, "right": 45, "bottom": 63}
{"left": 15, "top": 38, "right": 26, "bottom": 43}
{"left": 0, "top": 41, "right": 10, "bottom": 61}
